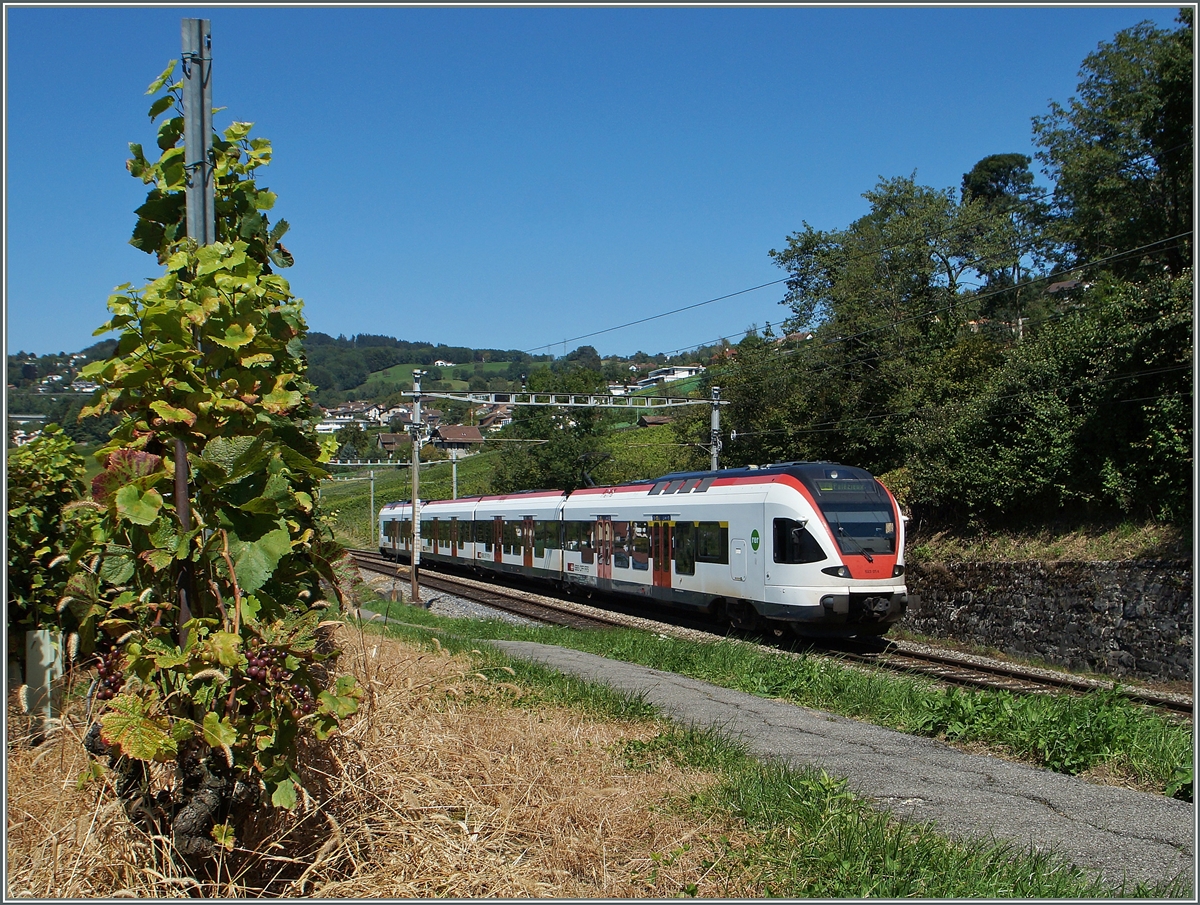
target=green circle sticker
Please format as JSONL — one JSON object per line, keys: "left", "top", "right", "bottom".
{"left": 750, "top": 529, "right": 760, "bottom": 551}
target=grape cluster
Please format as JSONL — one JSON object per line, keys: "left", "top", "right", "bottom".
{"left": 94, "top": 646, "right": 125, "bottom": 702}
{"left": 244, "top": 643, "right": 316, "bottom": 721}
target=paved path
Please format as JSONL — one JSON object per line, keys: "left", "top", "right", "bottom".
{"left": 488, "top": 640, "right": 1195, "bottom": 892}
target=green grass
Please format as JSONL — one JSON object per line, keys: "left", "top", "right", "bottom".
{"left": 358, "top": 360, "right": 518, "bottom": 395}
{"left": 350, "top": 596, "right": 1190, "bottom": 898}
{"left": 351, "top": 591, "right": 1192, "bottom": 799}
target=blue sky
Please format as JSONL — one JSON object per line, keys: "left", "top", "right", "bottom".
{"left": 4, "top": 3, "right": 1182, "bottom": 360}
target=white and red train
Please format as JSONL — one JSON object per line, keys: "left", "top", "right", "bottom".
{"left": 378, "top": 461, "right": 909, "bottom": 637}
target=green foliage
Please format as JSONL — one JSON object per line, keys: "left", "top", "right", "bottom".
{"left": 491, "top": 408, "right": 613, "bottom": 494}
{"left": 1166, "top": 762, "right": 1193, "bottom": 803}
{"left": 334, "top": 422, "right": 373, "bottom": 459}
{"left": 753, "top": 175, "right": 1021, "bottom": 473}
{"left": 1032, "top": 11, "right": 1193, "bottom": 278}
{"left": 600, "top": 424, "right": 690, "bottom": 485}
{"left": 71, "top": 64, "right": 360, "bottom": 855}
{"left": 903, "top": 272, "right": 1192, "bottom": 523}
{"left": 5, "top": 424, "right": 98, "bottom": 661}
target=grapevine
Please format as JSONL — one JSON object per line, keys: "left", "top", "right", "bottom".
{"left": 63, "top": 59, "right": 362, "bottom": 869}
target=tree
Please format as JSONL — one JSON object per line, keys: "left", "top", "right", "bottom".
{"left": 760, "top": 174, "right": 1017, "bottom": 471}
{"left": 71, "top": 61, "right": 360, "bottom": 866}
{"left": 5, "top": 425, "right": 96, "bottom": 669}
{"left": 902, "top": 271, "right": 1192, "bottom": 525}
{"left": 1032, "top": 11, "right": 1193, "bottom": 278}
{"left": 491, "top": 406, "right": 613, "bottom": 493}
{"left": 961, "top": 153, "right": 1055, "bottom": 327}
{"left": 335, "top": 422, "right": 372, "bottom": 458}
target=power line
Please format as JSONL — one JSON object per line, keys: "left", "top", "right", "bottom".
{"left": 520, "top": 138, "right": 1191, "bottom": 362}
{"left": 649, "top": 230, "right": 1191, "bottom": 368}
{"left": 521, "top": 277, "right": 789, "bottom": 356}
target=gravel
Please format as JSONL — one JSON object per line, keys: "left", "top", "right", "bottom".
{"left": 357, "top": 572, "right": 542, "bottom": 627}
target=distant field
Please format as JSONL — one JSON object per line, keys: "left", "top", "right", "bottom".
{"left": 630, "top": 376, "right": 704, "bottom": 397}
{"left": 360, "top": 360, "right": 520, "bottom": 395}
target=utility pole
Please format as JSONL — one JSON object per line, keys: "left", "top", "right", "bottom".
{"left": 709, "top": 386, "right": 722, "bottom": 472}
{"left": 177, "top": 18, "right": 213, "bottom": 647}
{"left": 450, "top": 447, "right": 459, "bottom": 500}
{"left": 410, "top": 370, "right": 426, "bottom": 604}
{"left": 368, "top": 469, "right": 375, "bottom": 547}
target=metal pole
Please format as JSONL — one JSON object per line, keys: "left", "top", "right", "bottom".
{"left": 451, "top": 448, "right": 458, "bottom": 500}
{"left": 177, "top": 18, "right": 213, "bottom": 648}
{"left": 411, "top": 370, "right": 426, "bottom": 604}
{"left": 369, "top": 469, "right": 375, "bottom": 548}
{"left": 182, "top": 18, "right": 214, "bottom": 245}
{"left": 710, "top": 386, "right": 722, "bottom": 472}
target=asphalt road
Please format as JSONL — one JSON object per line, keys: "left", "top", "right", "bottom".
{"left": 488, "top": 639, "right": 1195, "bottom": 892}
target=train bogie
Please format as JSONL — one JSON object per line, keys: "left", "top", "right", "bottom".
{"left": 378, "top": 462, "right": 908, "bottom": 637}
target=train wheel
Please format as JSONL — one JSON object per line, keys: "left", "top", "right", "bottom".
{"left": 724, "top": 599, "right": 761, "bottom": 633}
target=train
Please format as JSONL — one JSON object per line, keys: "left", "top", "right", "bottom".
{"left": 378, "top": 461, "right": 909, "bottom": 637}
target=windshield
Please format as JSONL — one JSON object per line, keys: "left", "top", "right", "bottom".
{"left": 826, "top": 506, "right": 896, "bottom": 555}
{"left": 786, "top": 465, "right": 897, "bottom": 556}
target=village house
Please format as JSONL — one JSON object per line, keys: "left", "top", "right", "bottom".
{"left": 637, "top": 414, "right": 674, "bottom": 428}
{"left": 375, "top": 432, "right": 413, "bottom": 457}
{"left": 432, "top": 424, "right": 485, "bottom": 453}
{"left": 476, "top": 404, "right": 513, "bottom": 432}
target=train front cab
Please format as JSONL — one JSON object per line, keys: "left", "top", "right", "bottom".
{"left": 759, "top": 466, "right": 909, "bottom": 637}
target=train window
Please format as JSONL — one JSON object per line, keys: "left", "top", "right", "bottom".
{"left": 673, "top": 522, "right": 696, "bottom": 575}
{"left": 695, "top": 522, "right": 729, "bottom": 564}
{"left": 648, "top": 481, "right": 669, "bottom": 495}
{"left": 631, "top": 522, "right": 650, "bottom": 570}
{"left": 613, "top": 521, "right": 630, "bottom": 568}
{"left": 773, "top": 518, "right": 827, "bottom": 564}
{"left": 482, "top": 520, "right": 493, "bottom": 553}
{"left": 664, "top": 479, "right": 687, "bottom": 494}
{"left": 681, "top": 478, "right": 701, "bottom": 493}
{"left": 533, "top": 521, "right": 547, "bottom": 557}
{"left": 564, "top": 521, "right": 580, "bottom": 552}
{"left": 502, "top": 520, "right": 521, "bottom": 555}
{"left": 696, "top": 476, "right": 716, "bottom": 493}
{"left": 580, "top": 522, "right": 595, "bottom": 564}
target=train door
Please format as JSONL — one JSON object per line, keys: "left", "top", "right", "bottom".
{"left": 596, "top": 517, "right": 612, "bottom": 582}
{"left": 522, "top": 518, "right": 534, "bottom": 568}
{"left": 651, "top": 520, "right": 673, "bottom": 588}
{"left": 493, "top": 518, "right": 503, "bottom": 564}
{"left": 730, "top": 539, "right": 747, "bottom": 581}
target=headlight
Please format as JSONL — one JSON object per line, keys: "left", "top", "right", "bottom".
{"left": 821, "top": 565, "right": 850, "bottom": 578}
{"left": 893, "top": 565, "right": 905, "bottom": 577}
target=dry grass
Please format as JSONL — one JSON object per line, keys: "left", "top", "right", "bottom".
{"left": 6, "top": 629, "right": 760, "bottom": 898}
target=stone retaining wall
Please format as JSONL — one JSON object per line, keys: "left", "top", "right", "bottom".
{"left": 902, "top": 561, "right": 1193, "bottom": 682}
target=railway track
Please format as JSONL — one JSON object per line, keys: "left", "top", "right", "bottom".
{"left": 350, "top": 550, "right": 664, "bottom": 633}
{"left": 347, "top": 549, "right": 1193, "bottom": 720}
{"left": 826, "top": 638, "right": 1194, "bottom": 718}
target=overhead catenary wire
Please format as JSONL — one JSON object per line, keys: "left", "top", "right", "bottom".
{"left": 494, "top": 234, "right": 1189, "bottom": 441}
{"left": 519, "top": 140, "right": 1190, "bottom": 363}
